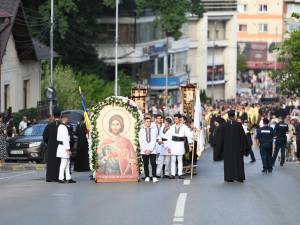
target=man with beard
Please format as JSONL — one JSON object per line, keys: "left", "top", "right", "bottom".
{"left": 215, "top": 110, "right": 248, "bottom": 182}
{"left": 43, "top": 111, "right": 61, "bottom": 182}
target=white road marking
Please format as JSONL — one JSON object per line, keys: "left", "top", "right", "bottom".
{"left": 173, "top": 217, "right": 184, "bottom": 222}
{"left": 52, "top": 194, "right": 72, "bottom": 197}
{"left": 183, "top": 180, "right": 190, "bottom": 185}
{"left": 174, "top": 193, "right": 188, "bottom": 218}
{"left": 0, "top": 171, "right": 35, "bottom": 180}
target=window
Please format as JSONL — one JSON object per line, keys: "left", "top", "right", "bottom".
{"left": 238, "top": 4, "right": 247, "bottom": 12}
{"left": 23, "top": 79, "right": 30, "bottom": 109}
{"left": 239, "top": 24, "right": 247, "bottom": 32}
{"left": 259, "top": 24, "right": 268, "bottom": 32}
{"left": 174, "top": 51, "right": 187, "bottom": 74}
{"left": 157, "top": 57, "right": 164, "bottom": 74}
{"left": 4, "top": 84, "right": 10, "bottom": 111}
{"left": 287, "top": 4, "right": 300, "bottom": 14}
{"left": 259, "top": 4, "right": 268, "bottom": 12}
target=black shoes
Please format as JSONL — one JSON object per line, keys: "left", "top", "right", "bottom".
{"left": 225, "top": 180, "right": 234, "bottom": 182}
{"left": 66, "top": 179, "right": 77, "bottom": 183}
{"left": 169, "top": 176, "right": 175, "bottom": 179}
{"left": 178, "top": 175, "right": 185, "bottom": 179}
{"left": 250, "top": 160, "right": 256, "bottom": 163}
{"left": 58, "top": 179, "right": 76, "bottom": 183}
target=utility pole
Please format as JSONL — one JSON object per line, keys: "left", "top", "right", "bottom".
{"left": 211, "top": 21, "right": 216, "bottom": 104}
{"left": 114, "top": 0, "right": 119, "bottom": 96}
{"left": 165, "top": 37, "right": 169, "bottom": 106}
{"left": 49, "top": 0, "right": 54, "bottom": 115}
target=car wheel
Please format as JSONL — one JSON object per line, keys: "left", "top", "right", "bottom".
{"left": 36, "top": 153, "right": 46, "bottom": 164}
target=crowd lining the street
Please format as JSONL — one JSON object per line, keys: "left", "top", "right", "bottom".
{"left": 1, "top": 95, "right": 300, "bottom": 183}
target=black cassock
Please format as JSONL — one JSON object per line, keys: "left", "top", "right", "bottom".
{"left": 43, "top": 120, "right": 61, "bottom": 182}
{"left": 74, "top": 122, "right": 90, "bottom": 172}
{"left": 215, "top": 120, "right": 248, "bottom": 181}
{"left": 212, "top": 126, "right": 222, "bottom": 161}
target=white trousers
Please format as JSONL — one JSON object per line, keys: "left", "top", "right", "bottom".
{"left": 156, "top": 155, "right": 171, "bottom": 176}
{"left": 59, "top": 158, "right": 71, "bottom": 181}
{"left": 171, "top": 155, "right": 183, "bottom": 176}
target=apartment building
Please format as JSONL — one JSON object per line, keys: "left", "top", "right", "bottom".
{"left": 187, "top": 0, "right": 238, "bottom": 100}
{"left": 283, "top": 0, "right": 300, "bottom": 38}
{"left": 237, "top": 0, "right": 284, "bottom": 73}
{"left": 95, "top": 2, "right": 189, "bottom": 105}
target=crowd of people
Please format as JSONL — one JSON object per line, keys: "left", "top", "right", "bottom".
{"left": 205, "top": 98, "right": 300, "bottom": 181}
{"left": 139, "top": 113, "right": 197, "bottom": 183}
{"left": 0, "top": 114, "right": 39, "bottom": 167}
{"left": 43, "top": 111, "right": 90, "bottom": 183}
{"left": 2, "top": 95, "right": 300, "bottom": 184}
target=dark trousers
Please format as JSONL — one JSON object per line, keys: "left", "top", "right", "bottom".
{"left": 249, "top": 148, "right": 256, "bottom": 161}
{"left": 142, "top": 154, "right": 157, "bottom": 178}
{"left": 260, "top": 146, "right": 272, "bottom": 171}
{"left": 297, "top": 140, "right": 300, "bottom": 159}
{"left": 272, "top": 141, "right": 286, "bottom": 166}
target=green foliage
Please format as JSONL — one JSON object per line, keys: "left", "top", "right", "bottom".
{"left": 41, "top": 62, "right": 133, "bottom": 110}
{"left": 23, "top": 0, "right": 106, "bottom": 75}
{"left": 42, "top": 62, "right": 80, "bottom": 110}
{"left": 200, "top": 90, "right": 210, "bottom": 104}
{"left": 237, "top": 55, "right": 247, "bottom": 74}
{"left": 271, "top": 27, "right": 300, "bottom": 96}
{"left": 76, "top": 74, "right": 114, "bottom": 109}
{"left": 118, "top": 72, "right": 134, "bottom": 97}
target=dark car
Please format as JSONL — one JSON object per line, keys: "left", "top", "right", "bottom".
{"left": 7, "top": 123, "right": 48, "bottom": 163}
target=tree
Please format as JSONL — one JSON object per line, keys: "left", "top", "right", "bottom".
{"left": 271, "top": 15, "right": 300, "bottom": 96}
{"left": 41, "top": 62, "right": 80, "bottom": 109}
{"left": 23, "top": 0, "right": 108, "bottom": 76}
{"left": 237, "top": 55, "right": 247, "bottom": 74}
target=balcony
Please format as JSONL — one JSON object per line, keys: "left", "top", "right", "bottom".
{"left": 202, "top": 0, "right": 237, "bottom": 12}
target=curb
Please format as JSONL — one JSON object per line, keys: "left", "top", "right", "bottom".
{"left": 0, "top": 163, "right": 46, "bottom": 172}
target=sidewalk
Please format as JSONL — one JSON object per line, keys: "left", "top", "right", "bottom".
{"left": 0, "top": 163, "right": 46, "bottom": 172}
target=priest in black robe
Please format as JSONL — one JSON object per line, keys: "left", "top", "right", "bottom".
{"left": 215, "top": 110, "right": 248, "bottom": 182}
{"left": 43, "top": 111, "right": 61, "bottom": 182}
{"left": 74, "top": 120, "right": 90, "bottom": 172}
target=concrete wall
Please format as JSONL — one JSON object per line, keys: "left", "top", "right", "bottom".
{"left": 1, "top": 35, "right": 41, "bottom": 112}
{"left": 224, "top": 15, "right": 237, "bottom": 99}
{"left": 187, "top": 12, "right": 237, "bottom": 100}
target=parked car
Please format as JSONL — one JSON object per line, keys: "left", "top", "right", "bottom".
{"left": 7, "top": 123, "right": 48, "bottom": 163}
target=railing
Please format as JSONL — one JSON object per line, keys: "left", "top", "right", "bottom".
{"left": 202, "top": 0, "right": 237, "bottom": 11}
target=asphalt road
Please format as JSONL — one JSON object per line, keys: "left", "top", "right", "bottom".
{"left": 0, "top": 147, "right": 299, "bottom": 225}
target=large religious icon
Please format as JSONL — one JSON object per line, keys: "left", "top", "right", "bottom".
{"left": 96, "top": 106, "right": 139, "bottom": 182}
{"left": 95, "top": 105, "right": 140, "bottom": 183}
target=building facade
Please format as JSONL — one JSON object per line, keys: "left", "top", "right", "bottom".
{"left": 0, "top": 0, "right": 43, "bottom": 113}
{"left": 187, "top": 0, "right": 238, "bottom": 100}
{"left": 283, "top": 0, "right": 300, "bottom": 38}
{"left": 95, "top": 2, "right": 190, "bottom": 106}
{"left": 237, "top": 0, "right": 284, "bottom": 72}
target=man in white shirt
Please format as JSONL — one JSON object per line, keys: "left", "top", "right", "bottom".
{"left": 168, "top": 114, "right": 192, "bottom": 179}
{"left": 139, "top": 116, "right": 159, "bottom": 183}
{"left": 57, "top": 114, "right": 76, "bottom": 183}
{"left": 156, "top": 117, "right": 172, "bottom": 178}
{"left": 18, "top": 116, "right": 28, "bottom": 133}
